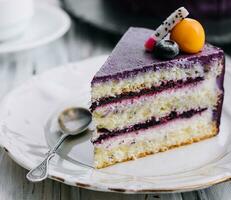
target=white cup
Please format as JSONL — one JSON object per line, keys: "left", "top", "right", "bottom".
{"left": 0, "top": 0, "right": 34, "bottom": 41}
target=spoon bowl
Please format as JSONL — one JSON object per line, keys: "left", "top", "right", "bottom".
{"left": 58, "top": 107, "right": 92, "bottom": 135}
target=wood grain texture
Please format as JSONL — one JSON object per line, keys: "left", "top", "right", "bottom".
{"left": 0, "top": 1, "right": 231, "bottom": 200}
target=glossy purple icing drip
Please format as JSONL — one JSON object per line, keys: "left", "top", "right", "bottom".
{"left": 213, "top": 56, "right": 225, "bottom": 127}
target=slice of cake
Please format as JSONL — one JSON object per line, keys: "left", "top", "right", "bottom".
{"left": 91, "top": 26, "right": 225, "bottom": 169}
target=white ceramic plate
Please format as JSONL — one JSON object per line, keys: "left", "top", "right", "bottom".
{"left": 0, "top": 3, "right": 70, "bottom": 54}
{"left": 0, "top": 55, "right": 231, "bottom": 194}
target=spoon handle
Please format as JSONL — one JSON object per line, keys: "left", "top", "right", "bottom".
{"left": 26, "top": 134, "right": 68, "bottom": 182}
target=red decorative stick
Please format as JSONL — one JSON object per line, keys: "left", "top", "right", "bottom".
{"left": 144, "top": 7, "right": 189, "bottom": 52}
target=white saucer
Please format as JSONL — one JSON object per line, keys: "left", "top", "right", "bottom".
{"left": 0, "top": 55, "right": 231, "bottom": 193}
{"left": 0, "top": 3, "right": 71, "bottom": 54}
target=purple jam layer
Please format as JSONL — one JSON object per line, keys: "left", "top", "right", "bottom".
{"left": 91, "top": 27, "right": 224, "bottom": 84}
{"left": 91, "top": 76, "right": 204, "bottom": 111}
{"left": 92, "top": 108, "right": 207, "bottom": 144}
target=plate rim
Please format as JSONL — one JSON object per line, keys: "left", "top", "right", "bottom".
{"left": 2, "top": 144, "right": 231, "bottom": 194}
{"left": 0, "top": 3, "right": 71, "bottom": 54}
{"left": 0, "top": 55, "right": 231, "bottom": 194}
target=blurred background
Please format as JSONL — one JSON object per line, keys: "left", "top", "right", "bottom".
{"left": 1, "top": 0, "right": 231, "bottom": 60}
{"left": 62, "top": 0, "right": 231, "bottom": 55}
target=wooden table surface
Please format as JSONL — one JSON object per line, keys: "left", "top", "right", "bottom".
{"left": 1, "top": 2, "right": 231, "bottom": 200}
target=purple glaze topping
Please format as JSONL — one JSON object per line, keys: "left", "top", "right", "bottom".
{"left": 93, "top": 108, "right": 207, "bottom": 144}
{"left": 91, "top": 27, "right": 224, "bottom": 84}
